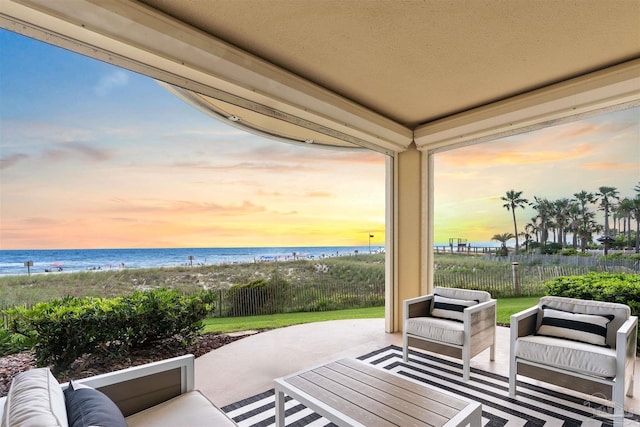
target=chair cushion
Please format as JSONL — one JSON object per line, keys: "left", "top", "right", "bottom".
{"left": 537, "top": 305, "right": 614, "bottom": 347}
{"left": 406, "top": 317, "right": 465, "bottom": 345}
{"left": 125, "top": 391, "right": 236, "bottom": 427}
{"left": 1, "top": 368, "right": 69, "bottom": 427}
{"left": 538, "top": 296, "right": 630, "bottom": 348}
{"left": 64, "top": 381, "right": 127, "bottom": 427}
{"left": 515, "top": 335, "right": 617, "bottom": 378}
{"left": 431, "top": 294, "right": 478, "bottom": 322}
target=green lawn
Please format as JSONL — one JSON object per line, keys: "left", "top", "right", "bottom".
{"left": 202, "top": 296, "right": 541, "bottom": 334}
{"left": 202, "top": 306, "right": 385, "bottom": 334}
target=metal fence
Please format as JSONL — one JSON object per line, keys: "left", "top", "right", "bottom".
{"left": 434, "top": 264, "right": 595, "bottom": 297}
{"left": 212, "top": 280, "right": 385, "bottom": 318}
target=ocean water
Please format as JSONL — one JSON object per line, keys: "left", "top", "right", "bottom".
{"left": 0, "top": 246, "right": 383, "bottom": 276}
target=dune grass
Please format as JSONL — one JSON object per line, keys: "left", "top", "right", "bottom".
{"left": 201, "top": 296, "right": 540, "bottom": 334}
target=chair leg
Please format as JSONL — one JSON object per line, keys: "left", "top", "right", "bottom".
{"left": 613, "top": 380, "right": 626, "bottom": 427}
{"left": 462, "top": 346, "right": 470, "bottom": 381}
{"left": 402, "top": 332, "right": 409, "bottom": 362}
{"left": 508, "top": 359, "right": 517, "bottom": 397}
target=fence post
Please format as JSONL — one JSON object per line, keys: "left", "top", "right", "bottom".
{"left": 511, "top": 262, "right": 521, "bottom": 296}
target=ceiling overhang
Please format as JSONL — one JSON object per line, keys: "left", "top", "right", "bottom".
{"left": 415, "top": 59, "right": 640, "bottom": 152}
{"left": 1, "top": 0, "right": 639, "bottom": 156}
{"left": 0, "top": 0, "right": 412, "bottom": 155}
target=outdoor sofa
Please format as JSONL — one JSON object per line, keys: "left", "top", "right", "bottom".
{"left": 510, "top": 296, "right": 637, "bottom": 427}
{"left": 0, "top": 354, "right": 237, "bottom": 427}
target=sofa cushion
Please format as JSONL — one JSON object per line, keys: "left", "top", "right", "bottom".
{"left": 64, "top": 381, "right": 127, "bottom": 427}
{"left": 1, "top": 368, "right": 68, "bottom": 427}
{"left": 406, "top": 316, "right": 465, "bottom": 345}
{"left": 125, "top": 391, "right": 237, "bottom": 427}
{"left": 431, "top": 294, "right": 478, "bottom": 322}
{"left": 515, "top": 335, "right": 617, "bottom": 378}
{"left": 537, "top": 305, "right": 614, "bottom": 347}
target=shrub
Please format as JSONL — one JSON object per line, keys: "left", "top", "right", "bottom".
{"left": 226, "top": 272, "right": 290, "bottom": 316}
{"left": 0, "top": 327, "right": 37, "bottom": 356}
{"left": 560, "top": 248, "right": 578, "bottom": 256}
{"left": 540, "top": 242, "right": 563, "bottom": 254}
{"left": 6, "top": 288, "right": 216, "bottom": 372}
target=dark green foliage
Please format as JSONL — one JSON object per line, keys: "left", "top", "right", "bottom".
{"left": 0, "top": 327, "right": 37, "bottom": 356}
{"left": 5, "top": 288, "right": 215, "bottom": 372}
{"left": 540, "top": 243, "right": 563, "bottom": 254}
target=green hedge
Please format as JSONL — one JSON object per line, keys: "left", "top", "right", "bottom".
{"left": 5, "top": 288, "right": 215, "bottom": 372}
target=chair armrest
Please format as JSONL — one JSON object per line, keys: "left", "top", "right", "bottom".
{"left": 616, "top": 316, "right": 638, "bottom": 365}
{"left": 403, "top": 294, "right": 434, "bottom": 321}
{"left": 510, "top": 306, "right": 538, "bottom": 338}
{"left": 466, "top": 299, "right": 496, "bottom": 335}
{"left": 64, "top": 354, "right": 195, "bottom": 417}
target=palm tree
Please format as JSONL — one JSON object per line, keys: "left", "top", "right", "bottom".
{"left": 572, "top": 190, "right": 597, "bottom": 252}
{"left": 552, "top": 198, "right": 571, "bottom": 248}
{"left": 567, "top": 202, "right": 580, "bottom": 249}
{"left": 501, "top": 190, "right": 529, "bottom": 254}
{"left": 597, "top": 186, "right": 619, "bottom": 237}
{"left": 532, "top": 196, "right": 552, "bottom": 245}
{"left": 491, "top": 232, "right": 515, "bottom": 255}
{"left": 617, "top": 198, "right": 634, "bottom": 247}
{"left": 525, "top": 219, "right": 539, "bottom": 243}
{"left": 631, "top": 195, "right": 640, "bottom": 253}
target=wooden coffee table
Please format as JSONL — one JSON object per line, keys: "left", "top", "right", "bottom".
{"left": 274, "top": 358, "right": 481, "bottom": 427}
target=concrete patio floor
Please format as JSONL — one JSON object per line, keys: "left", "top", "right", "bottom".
{"left": 195, "top": 318, "right": 640, "bottom": 417}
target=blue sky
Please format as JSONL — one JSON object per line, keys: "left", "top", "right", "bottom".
{"left": 1, "top": 29, "right": 639, "bottom": 249}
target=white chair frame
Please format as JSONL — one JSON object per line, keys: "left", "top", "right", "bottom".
{"left": 403, "top": 291, "right": 496, "bottom": 381}
{"left": 509, "top": 303, "right": 637, "bottom": 427}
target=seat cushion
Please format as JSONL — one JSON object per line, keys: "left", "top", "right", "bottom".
{"left": 406, "top": 317, "right": 464, "bottom": 345}
{"left": 125, "top": 391, "right": 236, "bottom": 427}
{"left": 515, "top": 335, "right": 617, "bottom": 378}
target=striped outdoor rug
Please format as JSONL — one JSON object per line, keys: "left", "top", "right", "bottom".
{"left": 221, "top": 344, "right": 639, "bottom": 427}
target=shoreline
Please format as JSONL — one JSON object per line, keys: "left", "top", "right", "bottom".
{"left": 0, "top": 246, "right": 386, "bottom": 277}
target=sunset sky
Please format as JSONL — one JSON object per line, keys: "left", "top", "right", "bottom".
{"left": 1, "top": 29, "right": 639, "bottom": 250}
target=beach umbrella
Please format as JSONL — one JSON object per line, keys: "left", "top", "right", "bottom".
{"left": 51, "top": 262, "right": 62, "bottom": 267}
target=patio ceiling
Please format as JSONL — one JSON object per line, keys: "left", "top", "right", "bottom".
{"left": 1, "top": 0, "right": 639, "bottom": 154}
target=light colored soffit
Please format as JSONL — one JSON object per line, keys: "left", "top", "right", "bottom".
{"left": 415, "top": 59, "right": 640, "bottom": 153}
{"left": 162, "top": 83, "right": 367, "bottom": 151}
{"left": 0, "top": 0, "right": 412, "bottom": 155}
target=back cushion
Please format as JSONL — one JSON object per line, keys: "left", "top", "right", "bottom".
{"left": 433, "top": 287, "right": 491, "bottom": 303}
{"left": 537, "top": 305, "right": 614, "bottom": 346}
{"left": 538, "top": 296, "right": 630, "bottom": 348}
{"left": 1, "top": 368, "right": 69, "bottom": 427}
{"left": 431, "top": 294, "right": 479, "bottom": 322}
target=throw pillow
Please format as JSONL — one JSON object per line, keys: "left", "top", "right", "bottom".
{"left": 536, "top": 305, "right": 614, "bottom": 347}
{"left": 64, "top": 381, "right": 127, "bottom": 427}
{"left": 430, "top": 294, "right": 479, "bottom": 322}
{"left": 1, "top": 368, "right": 68, "bottom": 427}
